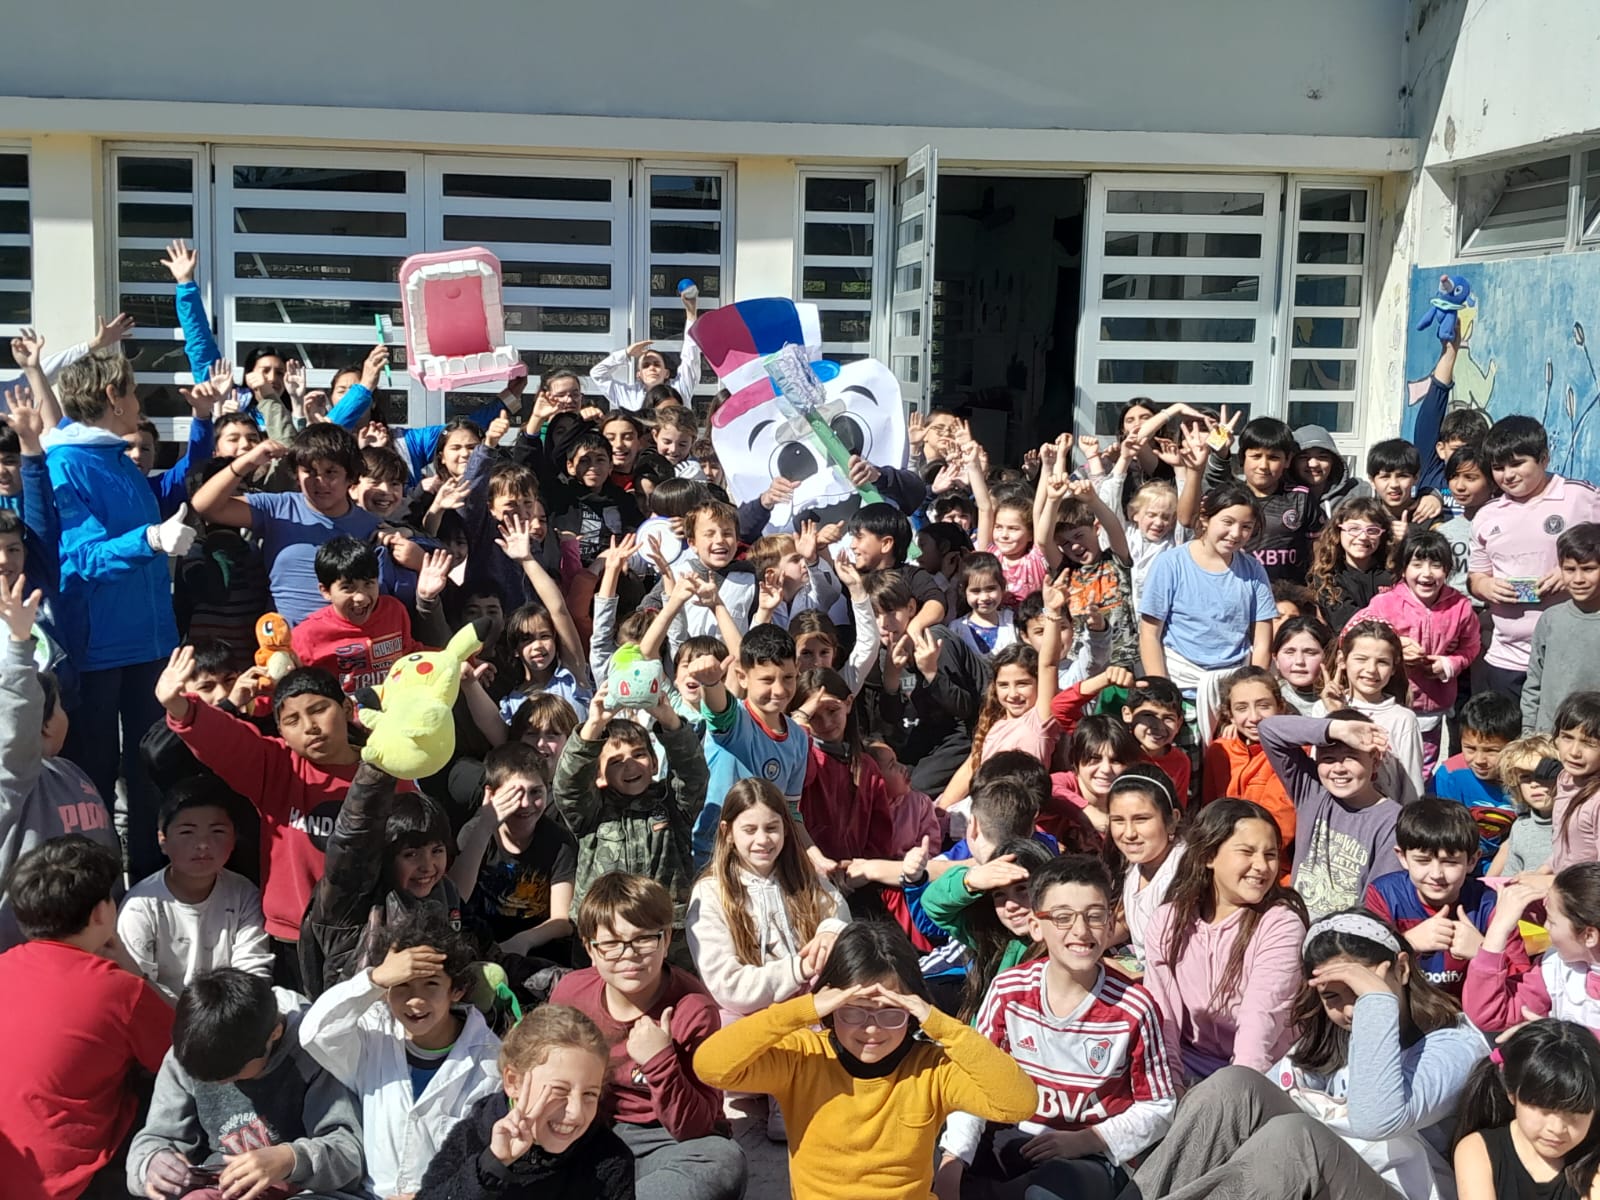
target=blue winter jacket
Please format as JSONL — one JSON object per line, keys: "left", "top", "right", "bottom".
{"left": 44, "top": 426, "right": 178, "bottom": 671}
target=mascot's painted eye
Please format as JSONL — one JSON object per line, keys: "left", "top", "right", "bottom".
{"left": 773, "top": 441, "right": 820, "bottom": 483}
{"left": 829, "top": 412, "right": 872, "bottom": 460}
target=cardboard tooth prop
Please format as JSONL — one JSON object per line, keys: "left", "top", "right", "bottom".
{"left": 688, "top": 298, "right": 907, "bottom": 530}
{"left": 399, "top": 247, "right": 529, "bottom": 391}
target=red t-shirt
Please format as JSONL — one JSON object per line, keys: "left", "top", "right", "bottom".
{"left": 290, "top": 595, "right": 423, "bottom": 694}
{"left": 550, "top": 965, "right": 725, "bottom": 1141}
{"left": 170, "top": 699, "right": 415, "bottom": 939}
{"left": 0, "top": 941, "right": 171, "bottom": 1199}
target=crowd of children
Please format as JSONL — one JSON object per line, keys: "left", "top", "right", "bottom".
{"left": 8, "top": 292, "right": 1600, "bottom": 1200}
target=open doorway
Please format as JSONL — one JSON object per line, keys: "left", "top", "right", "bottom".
{"left": 930, "top": 175, "right": 1085, "bottom": 459}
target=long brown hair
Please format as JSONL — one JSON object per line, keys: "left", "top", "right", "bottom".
{"left": 1308, "top": 497, "right": 1392, "bottom": 614}
{"left": 1161, "top": 798, "right": 1308, "bottom": 1008}
{"left": 969, "top": 643, "right": 1039, "bottom": 766}
{"left": 708, "top": 779, "right": 838, "bottom": 966}
{"left": 1290, "top": 910, "right": 1460, "bottom": 1074}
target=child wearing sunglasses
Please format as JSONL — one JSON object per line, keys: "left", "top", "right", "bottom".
{"left": 694, "top": 921, "right": 1036, "bottom": 1200}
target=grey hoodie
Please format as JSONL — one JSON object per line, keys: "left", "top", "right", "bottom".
{"left": 128, "top": 987, "right": 366, "bottom": 1197}
{"left": 1293, "top": 424, "right": 1370, "bottom": 521}
{"left": 0, "top": 635, "right": 121, "bottom": 950}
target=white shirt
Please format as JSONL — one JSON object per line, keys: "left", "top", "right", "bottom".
{"left": 589, "top": 337, "right": 703, "bottom": 413}
{"left": 299, "top": 969, "right": 503, "bottom": 1198}
{"left": 116, "top": 868, "right": 273, "bottom": 1003}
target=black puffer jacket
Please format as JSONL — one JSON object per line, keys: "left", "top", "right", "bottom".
{"left": 298, "top": 762, "right": 464, "bottom": 998}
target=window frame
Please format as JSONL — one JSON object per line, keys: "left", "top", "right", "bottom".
{"left": 633, "top": 161, "right": 734, "bottom": 405}
{"left": 423, "top": 153, "right": 634, "bottom": 421}
{"left": 1075, "top": 171, "right": 1285, "bottom": 434}
{"left": 0, "top": 142, "right": 31, "bottom": 365}
{"left": 1275, "top": 176, "right": 1375, "bottom": 444}
{"left": 793, "top": 166, "right": 892, "bottom": 364}
{"left": 1455, "top": 147, "right": 1593, "bottom": 259}
{"left": 102, "top": 143, "right": 212, "bottom": 443}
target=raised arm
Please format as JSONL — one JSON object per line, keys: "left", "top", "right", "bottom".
{"left": 1074, "top": 477, "right": 1130, "bottom": 565}
{"left": 0, "top": 588, "right": 45, "bottom": 806}
{"left": 9, "top": 331, "right": 64, "bottom": 431}
{"left": 966, "top": 435, "right": 995, "bottom": 551}
{"left": 162, "top": 240, "right": 225, "bottom": 383}
{"left": 1036, "top": 570, "right": 1068, "bottom": 716}
{"left": 1035, "top": 438, "right": 1072, "bottom": 573}
{"left": 192, "top": 438, "right": 285, "bottom": 530}
{"left": 550, "top": 701, "right": 610, "bottom": 837}
{"left": 834, "top": 558, "right": 879, "bottom": 694}
{"left": 497, "top": 513, "right": 590, "bottom": 687}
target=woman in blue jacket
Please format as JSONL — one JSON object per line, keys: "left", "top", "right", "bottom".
{"left": 46, "top": 348, "right": 195, "bottom": 881}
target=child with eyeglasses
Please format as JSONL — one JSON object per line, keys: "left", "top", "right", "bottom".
{"left": 936, "top": 855, "right": 1179, "bottom": 1200}
{"left": 695, "top": 920, "right": 1035, "bottom": 1200}
{"left": 1306, "top": 498, "right": 1394, "bottom": 632}
{"left": 548, "top": 872, "right": 748, "bottom": 1200}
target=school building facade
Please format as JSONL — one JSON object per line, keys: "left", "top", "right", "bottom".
{"left": 2, "top": 0, "right": 1593, "bottom": 470}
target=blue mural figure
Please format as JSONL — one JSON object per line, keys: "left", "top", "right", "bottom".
{"left": 1404, "top": 256, "right": 1600, "bottom": 487}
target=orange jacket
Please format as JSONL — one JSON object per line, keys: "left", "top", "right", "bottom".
{"left": 1202, "top": 737, "right": 1296, "bottom": 861}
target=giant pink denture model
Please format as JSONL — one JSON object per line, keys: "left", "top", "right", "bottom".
{"left": 399, "top": 247, "right": 529, "bottom": 390}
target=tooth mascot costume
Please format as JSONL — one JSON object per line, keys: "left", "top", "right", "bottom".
{"left": 687, "top": 299, "right": 908, "bottom": 532}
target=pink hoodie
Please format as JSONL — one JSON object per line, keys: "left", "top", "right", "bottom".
{"left": 1349, "top": 582, "right": 1480, "bottom": 716}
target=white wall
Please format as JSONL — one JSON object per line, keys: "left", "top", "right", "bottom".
{"left": 1359, "top": 0, "right": 1600, "bottom": 442}
{"left": 10, "top": 0, "right": 1407, "bottom": 138}
{"left": 1402, "top": 0, "right": 1600, "bottom": 261}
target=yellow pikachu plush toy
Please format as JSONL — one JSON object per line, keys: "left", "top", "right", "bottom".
{"left": 356, "top": 620, "right": 488, "bottom": 779}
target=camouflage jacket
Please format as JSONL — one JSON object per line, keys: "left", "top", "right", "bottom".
{"left": 552, "top": 718, "right": 709, "bottom": 927}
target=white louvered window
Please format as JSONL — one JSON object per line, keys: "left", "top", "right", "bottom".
{"left": 1282, "top": 182, "right": 1373, "bottom": 436}
{"left": 0, "top": 150, "right": 29, "bottom": 371}
{"left": 638, "top": 167, "right": 732, "bottom": 412}
{"left": 797, "top": 171, "right": 886, "bottom": 364}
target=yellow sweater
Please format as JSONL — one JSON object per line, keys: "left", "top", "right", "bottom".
{"left": 693, "top": 994, "right": 1038, "bottom": 1200}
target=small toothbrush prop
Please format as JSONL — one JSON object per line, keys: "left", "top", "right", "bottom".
{"left": 763, "top": 343, "right": 885, "bottom": 509}
{"left": 373, "top": 314, "right": 394, "bottom": 386}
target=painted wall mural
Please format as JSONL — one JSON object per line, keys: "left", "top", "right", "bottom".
{"left": 1404, "top": 254, "right": 1600, "bottom": 481}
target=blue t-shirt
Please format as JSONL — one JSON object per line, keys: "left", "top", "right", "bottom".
{"left": 1432, "top": 754, "right": 1515, "bottom": 871}
{"left": 1138, "top": 544, "right": 1277, "bottom": 670}
{"left": 247, "top": 492, "right": 380, "bottom": 624}
{"left": 703, "top": 698, "right": 812, "bottom": 805}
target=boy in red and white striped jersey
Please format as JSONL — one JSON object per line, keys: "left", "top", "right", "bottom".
{"left": 935, "top": 855, "right": 1179, "bottom": 1200}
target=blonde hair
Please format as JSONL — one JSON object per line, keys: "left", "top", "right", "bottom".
{"left": 1127, "top": 478, "right": 1179, "bottom": 515}
{"left": 1500, "top": 734, "right": 1558, "bottom": 808}
{"left": 499, "top": 1004, "right": 608, "bottom": 1076}
{"left": 749, "top": 533, "right": 798, "bottom": 580}
{"left": 57, "top": 348, "right": 136, "bottom": 424}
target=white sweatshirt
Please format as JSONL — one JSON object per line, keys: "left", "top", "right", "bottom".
{"left": 116, "top": 868, "right": 273, "bottom": 1004}
{"left": 685, "top": 868, "right": 850, "bottom": 1024}
{"left": 298, "top": 968, "right": 502, "bottom": 1199}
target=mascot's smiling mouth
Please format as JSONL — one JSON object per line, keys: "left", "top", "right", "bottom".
{"left": 785, "top": 493, "right": 863, "bottom": 528}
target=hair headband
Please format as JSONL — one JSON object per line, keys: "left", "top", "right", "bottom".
{"left": 1110, "top": 769, "right": 1177, "bottom": 812}
{"left": 1303, "top": 912, "right": 1402, "bottom": 956}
